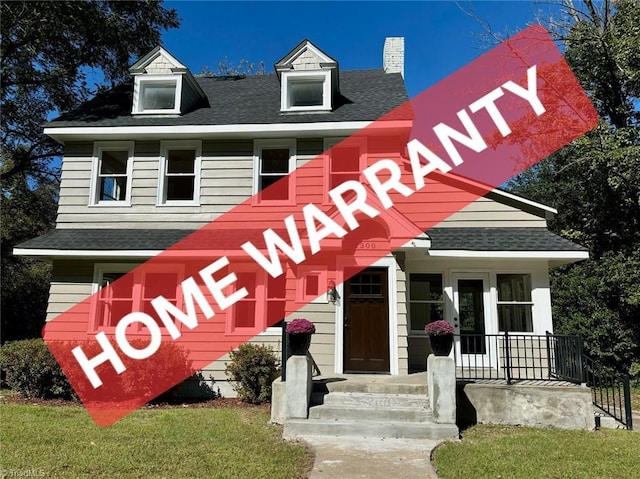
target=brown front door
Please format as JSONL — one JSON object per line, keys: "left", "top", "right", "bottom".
{"left": 344, "top": 268, "right": 390, "bottom": 373}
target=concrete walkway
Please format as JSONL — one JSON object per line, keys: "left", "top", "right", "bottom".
{"left": 304, "top": 436, "right": 442, "bottom": 479}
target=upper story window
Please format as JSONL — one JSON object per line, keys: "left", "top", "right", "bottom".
{"left": 497, "top": 273, "right": 533, "bottom": 332}
{"left": 281, "top": 71, "right": 331, "bottom": 112}
{"left": 129, "top": 47, "right": 206, "bottom": 116}
{"left": 408, "top": 273, "right": 444, "bottom": 335}
{"left": 275, "top": 40, "right": 337, "bottom": 113}
{"left": 141, "top": 79, "right": 177, "bottom": 110}
{"left": 158, "top": 140, "right": 202, "bottom": 206}
{"left": 133, "top": 75, "right": 181, "bottom": 115}
{"left": 90, "top": 141, "right": 134, "bottom": 206}
{"left": 324, "top": 137, "right": 366, "bottom": 192}
{"left": 253, "top": 139, "right": 296, "bottom": 204}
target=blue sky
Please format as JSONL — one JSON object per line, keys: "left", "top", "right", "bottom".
{"left": 162, "top": 1, "right": 552, "bottom": 97}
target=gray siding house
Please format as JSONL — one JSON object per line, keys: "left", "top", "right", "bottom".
{"left": 15, "top": 39, "right": 588, "bottom": 395}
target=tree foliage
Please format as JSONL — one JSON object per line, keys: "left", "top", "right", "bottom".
{"left": 1, "top": 0, "right": 179, "bottom": 184}
{"left": 510, "top": 0, "right": 640, "bottom": 373}
{"left": 0, "top": 1, "right": 179, "bottom": 342}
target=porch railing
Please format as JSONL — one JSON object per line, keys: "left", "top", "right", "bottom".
{"left": 583, "top": 354, "right": 633, "bottom": 430}
{"left": 455, "top": 332, "right": 583, "bottom": 384}
{"left": 455, "top": 332, "right": 633, "bottom": 430}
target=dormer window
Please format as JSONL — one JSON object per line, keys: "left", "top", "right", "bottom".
{"left": 128, "top": 46, "right": 206, "bottom": 116}
{"left": 134, "top": 76, "right": 181, "bottom": 114}
{"left": 282, "top": 71, "right": 331, "bottom": 111}
{"left": 275, "top": 40, "right": 338, "bottom": 113}
{"left": 141, "top": 80, "right": 177, "bottom": 110}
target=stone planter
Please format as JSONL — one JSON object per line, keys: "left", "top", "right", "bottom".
{"left": 429, "top": 334, "right": 453, "bottom": 356}
{"left": 287, "top": 333, "right": 312, "bottom": 356}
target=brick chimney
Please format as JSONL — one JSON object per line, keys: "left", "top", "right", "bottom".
{"left": 383, "top": 37, "right": 404, "bottom": 78}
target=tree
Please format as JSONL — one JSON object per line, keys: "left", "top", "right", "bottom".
{"left": 509, "top": 0, "right": 640, "bottom": 373}
{"left": 0, "top": 1, "right": 179, "bottom": 342}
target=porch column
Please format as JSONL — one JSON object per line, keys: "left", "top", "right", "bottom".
{"left": 285, "top": 355, "right": 312, "bottom": 419}
{"left": 427, "top": 355, "right": 457, "bottom": 424}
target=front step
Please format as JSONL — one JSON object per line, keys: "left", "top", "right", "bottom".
{"left": 284, "top": 418, "right": 458, "bottom": 441}
{"left": 322, "top": 392, "right": 429, "bottom": 409}
{"left": 285, "top": 385, "right": 458, "bottom": 441}
{"left": 310, "top": 404, "right": 432, "bottom": 422}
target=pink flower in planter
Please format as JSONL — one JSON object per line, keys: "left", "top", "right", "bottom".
{"left": 286, "top": 318, "right": 316, "bottom": 335}
{"left": 425, "top": 320, "right": 455, "bottom": 336}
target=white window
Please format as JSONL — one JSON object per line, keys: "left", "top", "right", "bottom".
{"left": 158, "top": 140, "right": 202, "bottom": 206}
{"left": 132, "top": 75, "right": 182, "bottom": 114}
{"left": 408, "top": 273, "right": 445, "bottom": 334}
{"left": 253, "top": 139, "right": 296, "bottom": 204}
{"left": 90, "top": 142, "right": 134, "bottom": 206}
{"left": 497, "top": 273, "right": 534, "bottom": 332}
{"left": 324, "top": 137, "right": 366, "bottom": 202}
{"left": 281, "top": 71, "right": 331, "bottom": 112}
{"left": 227, "top": 265, "right": 287, "bottom": 335}
{"left": 91, "top": 263, "right": 183, "bottom": 332}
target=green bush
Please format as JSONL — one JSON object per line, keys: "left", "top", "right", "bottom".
{"left": 225, "top": 343, "right": 280, "bottom": 404}
{"left": 0, "top": 339, "right": 75, "bottom": 399}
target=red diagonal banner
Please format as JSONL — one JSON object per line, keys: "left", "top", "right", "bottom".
{"left": 44, "top": 26, "right": 597, "bottom": 426}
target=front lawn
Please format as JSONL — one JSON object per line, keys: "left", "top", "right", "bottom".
{"left": 433, "top": 424, "right": 640, "bottom": 479}
{"left": 0, "top": 402, "right": 312, "bottom": 479}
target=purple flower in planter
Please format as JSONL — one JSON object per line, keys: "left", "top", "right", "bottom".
{"left": 425, "top": 320, "right": 455, "bottom": 336}
{"left": 286, "top": 318, "right": 316, "bottom": 335}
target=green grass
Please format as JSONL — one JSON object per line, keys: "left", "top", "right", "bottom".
{"left": 433, "top": 424, "right": 640, "bottom": 479}
{"left": 0, "top": 403, "right": 312, "bottom": 479}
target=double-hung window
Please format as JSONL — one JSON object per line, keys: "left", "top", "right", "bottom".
{"left": 158, "top": 140, "right": 202, "bottom": 205}
{"left": 253, "top": 139, "right": 296, "bottom": 204}
{"left": 497, "top": 274, "right": 534, "bottom": 332}
{"left": 408, "top": 273, "right": 445, "bottom": 334}
{"left": 324, "top": 138, "right": 366, "bottom": 197}
{"left": 91, "top": 142, "right": 134, "bottom": 205}
{"left": 92, "top": 264, "right": 183, "bottom": 331}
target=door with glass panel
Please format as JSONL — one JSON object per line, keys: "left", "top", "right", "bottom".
{"left": 452, "top": 273, "right": 494, "bottom": 369}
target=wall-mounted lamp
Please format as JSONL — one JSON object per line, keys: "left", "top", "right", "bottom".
{"left": 327, "top": 280, "right": 340, "bottom": 304}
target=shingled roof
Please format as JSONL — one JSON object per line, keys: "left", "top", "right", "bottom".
{"left": 15, "top": 228, "right": 587, "bottom": 253}
{"left": 46, "top": 69, "right": 409, "bottom": 128}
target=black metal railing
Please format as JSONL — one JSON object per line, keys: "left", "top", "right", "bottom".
{"left": 279, "top": 320, "right": 320, "bottom": 381}
{"left": 455, "top": 332, "right": 583, "bottom": 384}
{"left": 583, "top": 355, "right": 633, "bottom": 430}
{"left": 281, "top": 321, "right": 288, "bottom": 381}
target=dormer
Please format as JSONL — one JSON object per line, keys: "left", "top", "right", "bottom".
{"left": 275, "top": 40, "right": 338, "bottom": 113}
{"left": 129, "top": 46, "right": 206, "bottom": 115}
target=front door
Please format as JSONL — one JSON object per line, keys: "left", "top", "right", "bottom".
{"left": 344, "top": 268, "right": 390, "bottom": 373}
{"left": 452, "top": 273, "right": 493, "bottom": 368}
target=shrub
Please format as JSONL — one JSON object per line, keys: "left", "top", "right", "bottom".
{"left": 0, "top": 339, "right": 75, "bottom": 399}
{"left": 225, "top": 343, "right": 280, "bottom": 404}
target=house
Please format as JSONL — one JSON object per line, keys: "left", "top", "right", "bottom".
{"left": 14, "top": 38, "right": 589, "bottom": 397}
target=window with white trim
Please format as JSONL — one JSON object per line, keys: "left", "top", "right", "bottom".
{"left": 159, "top": 140, "right": 202, "bottom": 205}
{"left": 281, "top": 71, "right": 331, "bottom": 112}
{"left": 296, "top": 267, "right": 328, "bottom": 303}
{"left": 227, "top": 266, "right": 287, "bottom": 334}
{"left": 92, "top": 264, "right": 183, "bottom": 331}
{"left": 132, "top": 75, "right": 181, "bottom": 114}
{"left": 324, "top": 138, "right": 366, "bottom": 197}
{"left": 497, "top": 274, "right": 534, "bottom": 332}
{"left": 408, "top": 273, "right": 444, "bottom": 334}
{"left": 253, "top": 139, "right": 296, "bottom": 204}
{"left": 91, "top": 142, "right": 134, "bottom": 205}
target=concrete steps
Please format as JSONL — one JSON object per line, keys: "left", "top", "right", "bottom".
{"left": 284, "top": 383, "right": 458, "bottom": 442}
{"left": 284, "top": 418, "right": 458, "bottom": 441}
